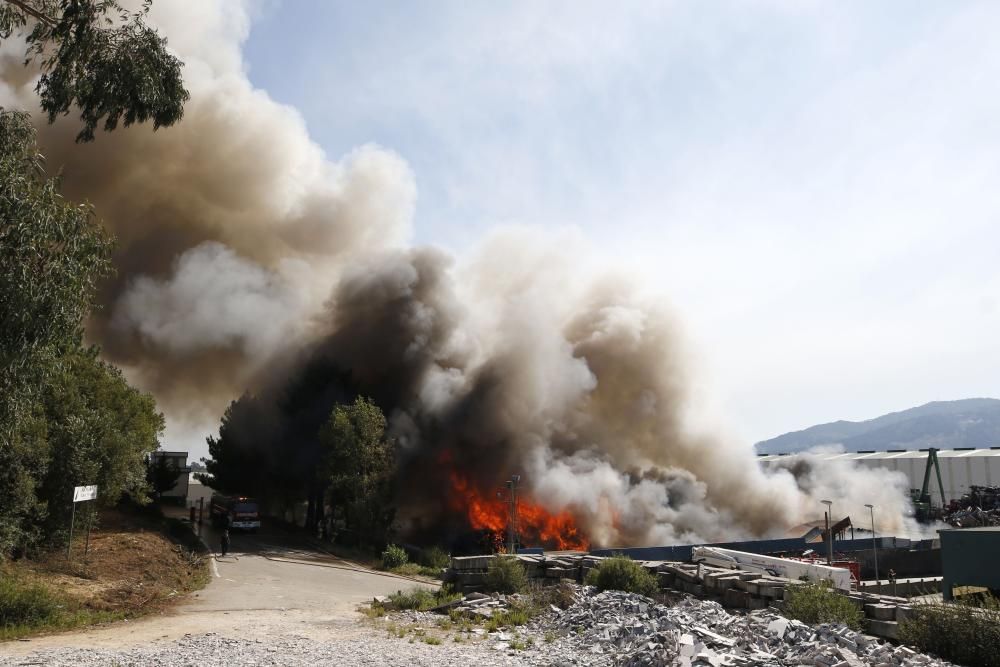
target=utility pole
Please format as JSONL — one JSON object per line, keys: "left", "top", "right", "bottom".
{"left": 506, "top": 475, "right": 520, "bottom": 554}
{"left": 68, "top": 495, "right": 76, "bottom": 558}
{"left": 821, "top": 499, "right": 833, "bottom": 565}
{"left": 865, "top": 503, "right": 879, "bottom": 593}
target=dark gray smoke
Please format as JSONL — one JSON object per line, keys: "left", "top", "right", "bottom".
{"left": 0, "top": 2, "right": 919, "bottom": 545}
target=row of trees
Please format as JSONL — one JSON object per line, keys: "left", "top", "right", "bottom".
{"left": 0, "top": 0, "right": 189, "bottom": 557}
{"left": 203, "top": 395, "right": 398, "bottom": 546}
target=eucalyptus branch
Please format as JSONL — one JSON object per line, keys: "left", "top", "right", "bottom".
{"left": 1, "top": 0, "right": 55, "bottom": 26}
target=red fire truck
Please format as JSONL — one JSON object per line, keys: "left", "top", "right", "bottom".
{"left": 210, "top": 494, "right": 261, "bottom": 532}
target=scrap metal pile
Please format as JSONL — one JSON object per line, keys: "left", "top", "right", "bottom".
{"left": 944, "top": 485, "right": 1000, "bottom": 527}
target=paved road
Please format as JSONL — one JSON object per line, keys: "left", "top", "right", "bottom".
{"left": 2, "top": 518, "right": 434, "bottom": 656}
{"left": 194, "top": 519, "right": 426, "bottom": 615}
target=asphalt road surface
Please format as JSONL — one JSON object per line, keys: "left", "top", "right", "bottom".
{"left": 2, "top": 518, "right": 434, "bottom": 656}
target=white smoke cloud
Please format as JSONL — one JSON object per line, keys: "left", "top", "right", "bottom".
{"left": 111, "top": 242, "right": 310, "bottom": 357}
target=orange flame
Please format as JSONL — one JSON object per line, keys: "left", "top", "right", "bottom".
{"left": 449, "top": 472, "right": 589, "bottom": 551}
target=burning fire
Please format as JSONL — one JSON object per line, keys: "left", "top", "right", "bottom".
{"left": 449, "top": 472, "right": 589, "bottom": 551}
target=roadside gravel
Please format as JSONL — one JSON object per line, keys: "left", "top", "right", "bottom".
{"left": 0, "top": 628, "right": 525, "bottom": 667}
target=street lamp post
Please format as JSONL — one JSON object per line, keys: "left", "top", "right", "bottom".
{"left": 821, "top": 500, "right": 833, "bottom": 565}
{"left": 865, "top": 503, "right": 879, "bottom": 594}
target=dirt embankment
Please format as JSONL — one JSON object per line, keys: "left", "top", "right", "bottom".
{"left": 1, "top": 505, "right": 210, "bottom": 640}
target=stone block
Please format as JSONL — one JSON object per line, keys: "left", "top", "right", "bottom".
{"left": 747, "top": 596, "right": 768, "bottom": 610}
{"left": 674, "top": 568, "right": 700, "bottom": 584}
{"left": 758, "top": 583, "right": 785, "bottom": 599}
{"left": 867, "top": 619, "right": 900, "bottom": 640}
{"left": 451, "top": 555, "right": 494, "bottom": 570}
{"left": 846, "top": 595, "right": 866, "bottom": 610}
{"left": 546, "top": 566, "right": 575, "bottom": 578}
{"left": 713, "top": 575, "right": 741, "bottom": 592}
{"left": 895, "top": 605, "right": 916, "bottom": 623}
{"left": 457, "top": 571, "right": 488, "bottom": 586}
{"left": 864, "top": 604, "right": 898, "bottom": 621}
{"left": 682, "top": 581, "right": 705, "bottom": 596}
{"left": 723, "top": 588, "right": 750, "bottom": 608}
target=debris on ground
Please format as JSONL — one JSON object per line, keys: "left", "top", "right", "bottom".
{"left": 385, "top": 584, "right": 957, "bottom": 667}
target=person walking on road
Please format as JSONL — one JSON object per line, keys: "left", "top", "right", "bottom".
{"left": 220, "top": 513, "right": 231, "bottom": 557}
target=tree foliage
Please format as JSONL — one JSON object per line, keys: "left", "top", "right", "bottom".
{"left": 319, "top": 397, "right": 396, "bottom": 546}
{"left": 201, "top": 394, "right": 274, "bottom": 500}
{"left": 0, "top": 109, "right": 114, "bottom": 555}
{"left": 0, "top": 2, "right": 181, "bottom": 558}
{"left": 0, "top": 110, "right": 162, "bottom": 556}
{"left": 0, "top": 0, "right": 189, "bottom": 141}
{"left": 0, "top": 110, "right": 112, "bottom": 426}
{"left": 1, "top": 347, "right": 164, "bottom": 554}
{"left": 146, "top": 455, "right": 179, "bottom": 498}
{"left": 202, "top": 394, "right": 401, "bottom": 545}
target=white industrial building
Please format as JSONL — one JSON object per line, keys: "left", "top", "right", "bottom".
{"left": 757, "top": 448, "right": 1000, "bottom": 507}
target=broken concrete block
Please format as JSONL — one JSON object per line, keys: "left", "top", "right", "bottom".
{"left": 767, "top": 618, "right": 789, "bottom": 638}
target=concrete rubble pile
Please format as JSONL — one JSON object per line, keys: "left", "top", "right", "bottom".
{"left": 448, "top": 555, "right": 916, "bottom": 640}
{"left": 516, "top": 587, "right": 954, "bottom": 667}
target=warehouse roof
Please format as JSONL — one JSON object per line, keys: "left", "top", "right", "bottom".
{"left": 756, "top": 448, "right": 1000, "bottom": 461}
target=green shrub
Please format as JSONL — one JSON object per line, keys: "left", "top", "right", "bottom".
{"left": 584, "top": 555, "right": 658, "bottom": 597}
{"left": 783, "top": 582, "right": 864, "bottom": 631}
{"left": 386, "top": 586, "right": 461, "bottom": 611}
{"left": 900, "top": 596, "right": 1000, "bottom": 667}
{"left": 381, "top": 544, "right": 409, "bottom": 570}
{"left": 389, "top": 562, "right": 445, "bottom": 579}
{"left": 485, "top": 556, "right": 528, "bottom": 594}
{"left": 420, "top": 546, "right": 450, "bottom": 570}
{"left": 0, "top": 576, "right": 59, "bottom": 629}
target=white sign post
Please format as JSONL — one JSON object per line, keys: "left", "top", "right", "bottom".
{"left": 69, "top": 485, "right": 98, "bottom": 557}
{"left": 73, "top": 485, "right": 98, "bottom": 502}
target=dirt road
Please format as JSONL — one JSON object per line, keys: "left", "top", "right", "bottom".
{"left": 1, "top": 521, "right": 434, "bottom": 657}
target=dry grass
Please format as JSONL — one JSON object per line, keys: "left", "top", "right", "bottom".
{"left": 1, "top": 505, "right": 210, "bottom": 640}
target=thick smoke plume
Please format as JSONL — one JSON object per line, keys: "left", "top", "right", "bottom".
{"left": 0, "top": 2, "right": 919, "bottom": 546}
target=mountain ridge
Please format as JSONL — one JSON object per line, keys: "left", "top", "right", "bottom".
{"left": 755, "top": 398, "right": 1000, "bottom": 454}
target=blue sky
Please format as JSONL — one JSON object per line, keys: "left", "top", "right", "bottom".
{"left": 240, "top": 1, "right": 1000, "bottom": 443}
